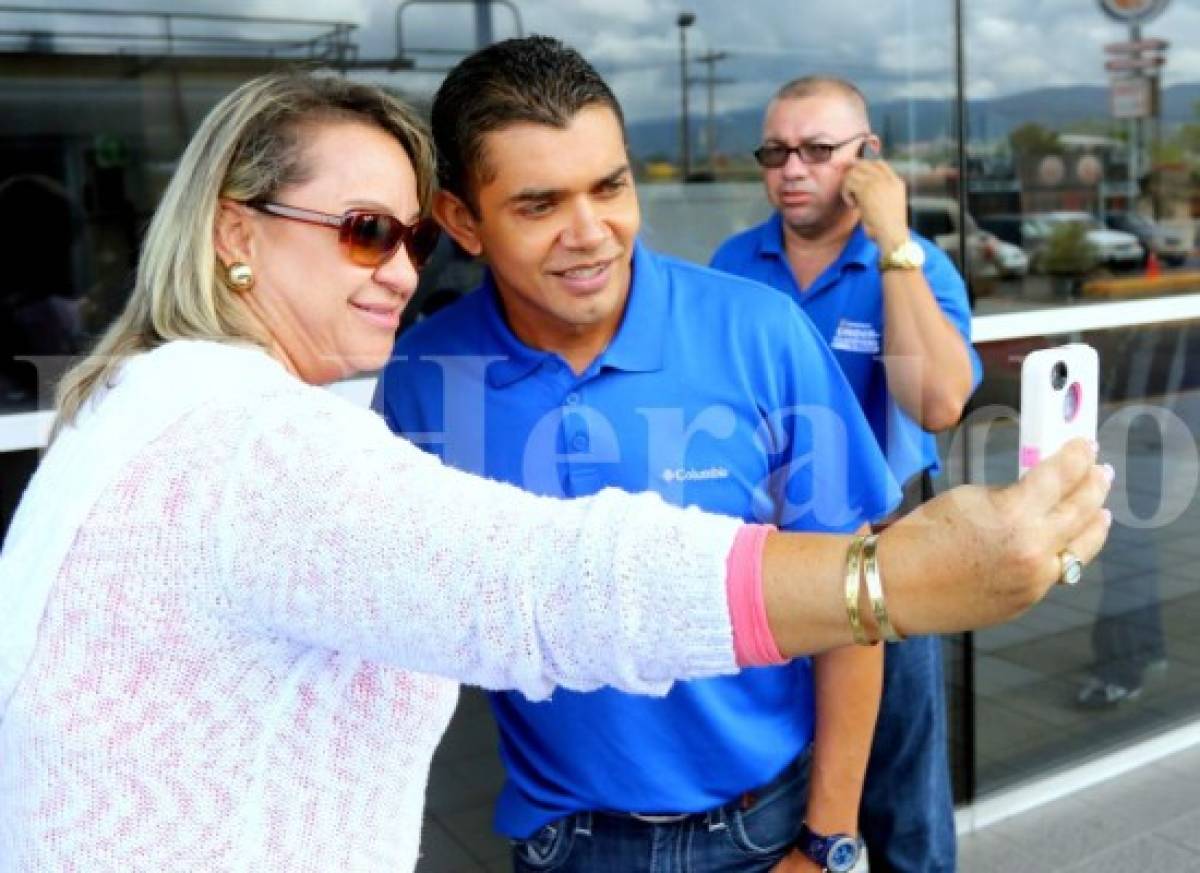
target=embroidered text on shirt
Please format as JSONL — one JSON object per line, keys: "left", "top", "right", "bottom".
{"left": 830, "top": 319, "right": 881, "bottom": 354}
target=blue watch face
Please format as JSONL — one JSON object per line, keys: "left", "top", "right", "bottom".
{"left": 827, "top": 836, "right": 859, "bottom": 872}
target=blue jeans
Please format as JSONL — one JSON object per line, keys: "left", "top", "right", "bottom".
{"left": 860, "top": 635, "right": 956, "bottom": 873}
{"left": 510, "top": 753, "right": 809, "bottom": 873}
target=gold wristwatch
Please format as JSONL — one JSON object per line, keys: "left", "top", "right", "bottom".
{"left": 879, "top": 237, "right": 925, "bottom": 271}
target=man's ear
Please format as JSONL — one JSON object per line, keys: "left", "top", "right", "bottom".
{"left": 213, "top": 199, "right": 255, "bottom": 267}
{"left": 433, "top": 190, "right": 484, "bottom": 257}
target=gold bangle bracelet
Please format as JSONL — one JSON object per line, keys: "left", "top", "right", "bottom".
{"left": 862, "top": 534, "right": 905, "bottom": 643}
{"left": 843, "top": 535, "right": 872, "bottom": 646}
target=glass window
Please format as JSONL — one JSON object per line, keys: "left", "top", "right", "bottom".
{"left": 912, "top": 205, "right": 957, "bottom": 239}
{"left": 0, "top": 1, "right": 959, "bottom": 410}
{"left": 965, "top": 0, "right": 1200, "bottom": 313}
{"left": 959, "top": 0, "right": 1200, "bottom": 797}
{"left": 959, "top": 320, "right": 1200, "bottom": 796}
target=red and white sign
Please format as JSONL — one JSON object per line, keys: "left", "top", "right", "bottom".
{"left": 1097, "top": 0, "right": 1170, "bottom": 25}
{"left": 1110, "top": 76, "right": 1153, "bottom": 119}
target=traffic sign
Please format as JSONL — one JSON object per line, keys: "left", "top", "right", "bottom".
{"left": 1104, "top": 38, "right": 1169, "bottom": 53}
{"left": 1110, "top": 76, "right": 1153, "bottom": 119}
{"left": 1104, "top": 55, "right": 1166, "bottom": 72}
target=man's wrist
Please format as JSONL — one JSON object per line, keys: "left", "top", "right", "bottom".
{"left": 878, "top": 234, "right": 925, "bottom": 272}
{"left": 877, "top": 228, "right": 910, "bottom": 255}
{"left": 802, "top": 796, "right": 861, "bottom": 837}
{"left": 795, "top": 821, "right": 861, "bottom": 873}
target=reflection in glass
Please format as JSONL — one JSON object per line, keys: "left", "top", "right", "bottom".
{"left": 962, "top": 322, "right": 1200, "bottom": 794}
{"left": 965, "top": 1, "right": 1200, "bottom": 314}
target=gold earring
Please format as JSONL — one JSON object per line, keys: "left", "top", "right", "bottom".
{"left": 227, "top": 262, "right": 254, "bottom": 291}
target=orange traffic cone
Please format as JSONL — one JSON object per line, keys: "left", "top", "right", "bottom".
{"left": 1145, "top": 251, "right": 1161, "bottom": 278}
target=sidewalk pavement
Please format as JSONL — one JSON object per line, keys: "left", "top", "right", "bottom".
{"left": 957, "top": 740, "right": 1200, "bottom": 872}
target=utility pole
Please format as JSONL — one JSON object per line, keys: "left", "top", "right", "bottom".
{"left": 693, "top": 49, "right": 732, "bottom": 173}
{"left": 677, "top": 12, "right": 695, "bottom": 181}
{"left": 1129, "top": 22, "right": 1141, "bottom": 209}
{"left": 1099, "top": 0, "right": 1172, "bottom": 213}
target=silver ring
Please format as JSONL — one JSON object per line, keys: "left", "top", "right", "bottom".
{"left": 1059, "top": 549, "right": 1084, "bottom": 586}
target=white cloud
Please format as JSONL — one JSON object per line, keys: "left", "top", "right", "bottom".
{"left": 7, "top": 0, "right": 1200, "bottom": 122}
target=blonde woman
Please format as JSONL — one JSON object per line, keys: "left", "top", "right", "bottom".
{"left": 0, "top": 74, "right": 1110, "bottom": 871}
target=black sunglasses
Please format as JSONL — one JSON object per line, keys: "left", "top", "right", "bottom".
{"left": 753, "top": 133, "right": 870, "bottom": 168}
{"left": 248, "top": 201, "right": 440, "bottom": 269}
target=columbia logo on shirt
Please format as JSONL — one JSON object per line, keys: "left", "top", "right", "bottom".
{"left": 830, "top": 319, "right": 881, "bottom": 354}
{"left": 662, "top": 466, "right": 730, "bottom": 483}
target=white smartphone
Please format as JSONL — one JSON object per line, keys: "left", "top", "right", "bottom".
{"left": 1019, "top": 343, "right": 1099, "bottom": 477}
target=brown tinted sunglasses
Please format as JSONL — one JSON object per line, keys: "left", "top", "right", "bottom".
{"left": 248, "top": 201, "right": 440, "bottom": 269}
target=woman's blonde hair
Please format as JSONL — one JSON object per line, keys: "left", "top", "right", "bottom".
{"left": 54, "top": 72, "right": 436, "bottom": 432}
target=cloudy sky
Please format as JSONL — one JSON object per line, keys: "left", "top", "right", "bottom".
{"left": 8, "top": 0, "right": 1200, "bottom": 121}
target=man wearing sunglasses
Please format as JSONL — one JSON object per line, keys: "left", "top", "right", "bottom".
{"left": 711, "top": 77, "right": 981, "bottom": 873}
{"left": 377, "top": 38, "right": 903, "bottom": 873}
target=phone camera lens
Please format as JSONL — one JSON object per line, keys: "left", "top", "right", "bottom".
{"left": 1051, "top": 361, "right": 1068, "bottom": 390}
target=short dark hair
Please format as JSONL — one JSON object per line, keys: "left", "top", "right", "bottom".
{"left": 431, "top": 35, "right": 625, "bottom": 213}
{"left": 771, "top": 75, "right": 869, "bottom": 118}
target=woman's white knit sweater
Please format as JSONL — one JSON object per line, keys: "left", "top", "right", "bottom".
{"left": 0, "top": 341, "right": 742, "bottom": 872}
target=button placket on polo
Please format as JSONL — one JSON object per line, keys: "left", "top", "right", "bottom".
{"left": 528, "top": 355, "right": 579, "bottom": 495}
{"left": 560, "top": 380, "right": 602, "bottom": 496}
{"left": 562, "top": 383, "right": 589, "bottom": 456}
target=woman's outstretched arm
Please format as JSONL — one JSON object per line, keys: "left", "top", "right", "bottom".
{"left": 762, "top": 438, "right": 1111, "bottom": 657}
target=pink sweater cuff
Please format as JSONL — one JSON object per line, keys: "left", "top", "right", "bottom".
{"left": 725, "top": 524, "right": 786, "bottom": 667}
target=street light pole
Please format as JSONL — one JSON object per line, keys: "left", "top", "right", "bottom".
{"left": 677, "top": 11, "right": 695, "bottom": 181}
{"left": 1128, "top": 22, "right": 1140, "bottom": 208}
{"left": 695, "top": 49, "right": 730, "bottom": 173}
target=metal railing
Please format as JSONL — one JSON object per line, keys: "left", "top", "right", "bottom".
{"left": 395, "top": 0, "right": 523, "bottom": 60}
{"left": 0, "top": 5, "right": 358, "bottom": 65}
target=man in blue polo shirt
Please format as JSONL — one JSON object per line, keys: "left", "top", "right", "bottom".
{"left": 377, "top": 38, "right": 900, "bottom": 873}
{"left": 711, "top": 76, "right": 981, "bottom": 873}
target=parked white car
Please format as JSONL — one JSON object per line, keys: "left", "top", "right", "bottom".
{"left": 1105, "top": 212, "right": 1192, "bottom": 266}
{"left": 1033, "top": 211, "right": 1144, "bottom": 271}
{"left": 986, "top": 233, "right": 1029, "bottom": 279}
{"left": 1153, "top": 219, "right": 1193, "bottom": 266}
{"left": 907, "top": 196, "right": 1012, "bottom": 283}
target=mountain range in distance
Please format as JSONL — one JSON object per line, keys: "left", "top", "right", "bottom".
{"left": 626, "top": 81, "right": 1200, "bottom": 161}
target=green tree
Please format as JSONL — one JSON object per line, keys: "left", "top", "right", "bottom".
{"left": 1175, "top": 99, "right": 1200, "bottom": 154}
{"left": 1008, "top": 122, "right": 1063, "bottom": 157}
{"left": 1039, "top": 222, "right": 1098, "bottom": 276}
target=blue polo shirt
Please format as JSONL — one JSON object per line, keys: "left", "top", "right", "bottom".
{"left": 711, "top": 214, "right": 981, "bottom": 487}
{"left": 377, "top": 240, "right": 899, "bottom": 838}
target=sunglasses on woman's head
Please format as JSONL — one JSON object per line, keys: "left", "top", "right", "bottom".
{"left": 248, "top": 201, "right": 440, "bottom": 269}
